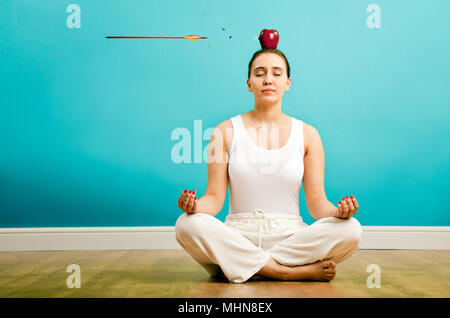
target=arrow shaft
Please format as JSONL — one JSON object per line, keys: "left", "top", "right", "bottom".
{"left": 107, "top": 36, "right": 184, "bottom": 39}
{"left": 106, "top": 36, "right": 207, "bottom": 39}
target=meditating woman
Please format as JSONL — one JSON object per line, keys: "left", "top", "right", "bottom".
{"left": 175, "top": 48, "right": 362, "bottom": 284}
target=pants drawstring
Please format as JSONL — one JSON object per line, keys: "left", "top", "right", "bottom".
{"left": 253, "top": 209, "right": 270, "bottom": 249}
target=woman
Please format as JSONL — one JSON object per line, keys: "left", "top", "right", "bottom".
{"left": 175, "top": 48, "right": 362, "bottom": 284}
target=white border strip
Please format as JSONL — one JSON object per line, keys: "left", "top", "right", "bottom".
{"left": 0, "top": 226, "right": 449, "bottom": 251}
{"left": 361, "top": 226, "right": 450, "bottom": 249}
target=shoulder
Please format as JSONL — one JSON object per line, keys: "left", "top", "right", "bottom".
{"left": 214, "top": 118, "right": 234, "bottom": 153}
{"left": 301, "top": 121, "right": 322, "bottom": 155}
{"left": 217, "top": 118, "right": 233, "bottom": 130}
{"left": 216, "top": 118, "right": 233, "bottom": 138}
{"left": 302, "top": 121, "right": 320, "bottom": 137}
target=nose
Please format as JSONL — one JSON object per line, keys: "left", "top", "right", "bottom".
{"left": 263, "top": 75, "right": 273, "bottom": 85}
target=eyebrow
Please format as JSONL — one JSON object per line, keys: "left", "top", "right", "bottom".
{"left": 254, "top": 66, "right": 284, "bottom": 72}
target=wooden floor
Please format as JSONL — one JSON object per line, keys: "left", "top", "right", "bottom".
{"left": 0, "top": 249, "right": 449, "bottom": 298}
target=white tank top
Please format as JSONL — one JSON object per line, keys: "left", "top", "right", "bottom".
{"left": 227, "top": 114, "right": 305, "bottom": 217}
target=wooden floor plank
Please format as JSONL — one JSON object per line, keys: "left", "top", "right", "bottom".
{"left": 0, "top": 249, "right": 448, "bottom": 298}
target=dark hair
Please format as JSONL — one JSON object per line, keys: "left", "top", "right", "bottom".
{"left": 248, "top": 48, "right": 291, "bottom": 79}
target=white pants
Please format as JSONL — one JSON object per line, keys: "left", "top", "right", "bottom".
{"left": 175, "top": 209, "right": 362, "bottom": 283}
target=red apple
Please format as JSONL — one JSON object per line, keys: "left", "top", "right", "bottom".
{"left": 258, "top": 29, "right": 279, "bottom": 49}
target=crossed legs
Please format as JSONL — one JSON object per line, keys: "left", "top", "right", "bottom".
{"left": 175, "top": 213, "right": 362, "bottom": 283}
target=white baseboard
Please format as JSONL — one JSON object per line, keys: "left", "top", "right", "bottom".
{"left": 360, "top": 226, "right": 450, "bottom": 249}
{"left": 0, "top": 226, "right": 449, "bottom": 251}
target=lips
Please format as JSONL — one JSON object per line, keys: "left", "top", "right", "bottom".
{"left": 262, "top": 89, "right": 275, "bottom": 93}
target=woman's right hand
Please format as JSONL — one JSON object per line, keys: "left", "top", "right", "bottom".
{"left": 178, "top": 189, "right": 198, "bottom": 214}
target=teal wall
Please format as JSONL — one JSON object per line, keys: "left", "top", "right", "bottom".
{"left": 1, "top": 0, "right": 449, "bottom": 227}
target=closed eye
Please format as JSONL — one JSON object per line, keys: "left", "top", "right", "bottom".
{"left": 256, "top": 74, "right": 281, "bottom": 77}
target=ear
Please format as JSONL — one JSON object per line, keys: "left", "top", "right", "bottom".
{"left": 285, "top": 77, "right": 292, "bottom": 91}
{"left": 247, "top": 79, "right": 253, "bottom": 92}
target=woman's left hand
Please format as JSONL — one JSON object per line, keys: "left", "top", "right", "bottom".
{"left": 335, "top": 195, "right": 359, "bottom": 219}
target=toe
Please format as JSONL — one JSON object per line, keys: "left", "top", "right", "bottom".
{"left": 324, "top": 260, "right": 336, "bottom": 269}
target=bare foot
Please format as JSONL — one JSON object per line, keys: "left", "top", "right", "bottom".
{"left": 284, "top": 260, "right": 337, "bottom": 282}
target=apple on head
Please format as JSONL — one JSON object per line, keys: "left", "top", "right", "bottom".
{"left": 258, "top": 29, "right": 279, "bottom": 49}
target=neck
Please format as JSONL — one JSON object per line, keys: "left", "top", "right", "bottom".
{"left": 249, "top": 99, "right": 285, "bottom": 123}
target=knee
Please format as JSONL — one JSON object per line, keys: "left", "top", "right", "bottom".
{"left": 342, "top": 217, "right": 363, "bottom": 245}
{"left": 175, "top": 212, "right": 210, "bottom": 241}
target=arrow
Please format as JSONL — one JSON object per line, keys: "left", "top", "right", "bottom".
{"left": 105, "top": 34, "right": 207, "bottom": 41}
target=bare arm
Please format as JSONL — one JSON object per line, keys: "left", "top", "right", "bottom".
{"left": 302, "top": 124, "right": 361, "bottom": 220}
{"left": 302, "top": 124, "right": 337, "bottom": 220}
{"left": 195, "top": 122, "right": 230, "bottom": 216}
